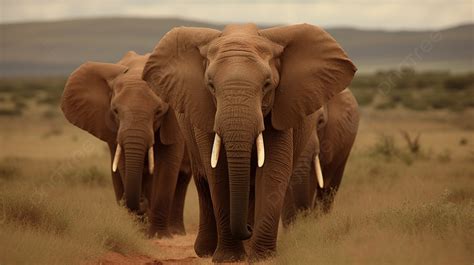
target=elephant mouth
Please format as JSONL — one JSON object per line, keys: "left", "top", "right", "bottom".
{"left": 210, "top": 132, "right": 265, "bottom": 169}
{"left": 112, "top": 144, "right": 155, "bottom": 175}
{"left": 111, "top": 144, "right": 155, "bottom": 212}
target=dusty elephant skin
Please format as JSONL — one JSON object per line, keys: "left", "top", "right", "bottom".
{"left": 282, "top": 88, "right": 360, "bottom": 227}
{"left": 143, "top": 23, "right": 356, "bottom": 262}
{"left": 61, "top": 51, "right": 192, "bottom": 238}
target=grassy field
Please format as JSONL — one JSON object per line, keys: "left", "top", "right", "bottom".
{"left": 0, "top": 75, "right": 473, "bottom": 264}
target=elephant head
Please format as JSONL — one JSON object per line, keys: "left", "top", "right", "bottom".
{"left": 143, "top": 24, "right": 356, "bottom": 239}
{"left": 61, "top": 51, "right": 181, "bottom": 212}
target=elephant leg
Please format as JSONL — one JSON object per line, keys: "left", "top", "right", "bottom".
{"left": 281, "top": 185, "right": 297, "bottom": 228}
{"left": 250, "top": 129, "right": 293, "bottom": 261}
{"left": 148, "top": 144, "right": 182, "bottom": 238}
{"left": 169, "top": 170, "right": 191, "bottom": 235}
{"left": 282, "top": 154, "right": 313, "bottom": 227}
{"left": 193, "top": 175, "right": 218, "bottom": 257}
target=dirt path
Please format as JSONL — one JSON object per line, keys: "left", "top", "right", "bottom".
{"left": 95, "top": 234, "right": 202, "bottom": 265}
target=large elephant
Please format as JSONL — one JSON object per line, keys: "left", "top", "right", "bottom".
{"left": 61, "top": 51, "right": 191, "bottom": 238}
{"left": 282, "top": 88, "right": 359, "bottom": 227}
{"left": 143, "top": 24, "right": 356, "bottom": 261}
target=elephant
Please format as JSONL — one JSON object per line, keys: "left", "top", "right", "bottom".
{"left": 281, "top": 88, "right": 359, "bottom": 227}
{"left": 61, "top": 51, "right": 192, "bottom": 238}
{"left": 142, "top": 23, "right": 356, "bottom": 261}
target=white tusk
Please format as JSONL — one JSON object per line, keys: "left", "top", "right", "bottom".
{"left": 314, "top": 155, "right": 324, "bottom": 188}
{"left": 148, "top": 147, "right": 154, "bottom": 174}
{"left": 256, "top": 133, "right": 265, "bottom": 167}
{"left": 211, "top": 134, "right": 221, "bottom": 168}
{"left": 112, "top": 144, "right": 121, "bottom": 172}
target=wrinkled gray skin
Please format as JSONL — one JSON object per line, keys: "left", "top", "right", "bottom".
{"left": 282, "top": 89, "right": 359, "bottom": 226}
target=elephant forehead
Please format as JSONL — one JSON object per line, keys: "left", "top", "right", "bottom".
{"left": 114, "top": 76, "right": 149, "bottom": 90}
{"left": 113, "top": 81, "right": 161, "bottom": 108}
{"left": 208, "top": 35, "right": 274, "bottom": 57}
{"left": 222, "top": 23, "right": 258, "bottom": 35}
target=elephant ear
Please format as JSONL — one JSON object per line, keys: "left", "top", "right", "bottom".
{"left": 143, "top": 27, "right": 221, "bottom": 133}
{"left": 159, "top": 105, "right": 183, "bottom": 145}
{"left": 259, "top": 24, "right": 357, "bottom": 130}
{"left": 61, "top": 62, "right": 128, "bottom": 142}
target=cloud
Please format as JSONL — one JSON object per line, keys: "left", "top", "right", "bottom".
{"left": 1, "top": 0, "right": 472, "bottom": 29}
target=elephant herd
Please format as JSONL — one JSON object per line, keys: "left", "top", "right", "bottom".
{"left": 61, "top": 23, "right": 359, "bottom": 262}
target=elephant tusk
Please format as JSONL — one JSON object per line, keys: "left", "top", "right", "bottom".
{"left": 148, "top": 147, "right": 154, "bottom": 174}
{"left": 112, "top": 144, "right": 121, "bottom": 172}
{"left": 256, "top": 132, "right": 265, "bottom": 167}
{"left": 211, "top": 134, "right": 221, "bottom": 168}
{"left": 314, "top": 155, "right": 324, "bottom": 188}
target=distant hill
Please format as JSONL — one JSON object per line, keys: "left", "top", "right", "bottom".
{"left": 1, "top": 18, "right": 472, "bottom": 76}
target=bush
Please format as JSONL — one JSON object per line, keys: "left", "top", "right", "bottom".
{"left": 369, "top": 134, "right": 399, "bottom": 160}
{"left": 60, "top": 166, "right": 108, "bottom": 187}
{"left": 0, "top": 162, "right": 19, "bottom": 181}
{"left": 0, "top": 108, "right": 22, "bottom": 116}
{"left": 0, "top": 77, "right": 66, "bottom": 114}
{"left": 42, "top": 108, "right": 60, "bottom": 119}
{"left": 437, "top": 149, "right": 452, "bottom": 163}
{"left": 444, "top": 73, "right": 474, "bottom": 91}
{"left": 348, "top": 70, "right": 474, "bottom": 111}
{"left": 351, "top": 88, "right": 375, "bottom": 106}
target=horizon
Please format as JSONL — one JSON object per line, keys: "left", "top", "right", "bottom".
{"left": 1, "top": 0, "right": 473, "bottom": 31}
{"left": 1, "top": 15, "right": 473, "bottom": 32}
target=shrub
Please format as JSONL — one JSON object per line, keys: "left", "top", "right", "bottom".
{"left": 369, "top": 134, "right": 399, "bottom": 160}
{"left": 42, "top": 108, "right": 60, "bottom": 119}
{"left": 0, "top": 163, "right": 19, "bottom": 181}
{"left": 437, "top": 149, "right": 452, "bottom": 163}
{"left": 62, "top": 166, "right": 108, "bottom": 187}
{"left": 444, "top": 73, "right": 474, "bottom": 91}
{"left": 351, "top": 88, "right": 375, "bottom": 106}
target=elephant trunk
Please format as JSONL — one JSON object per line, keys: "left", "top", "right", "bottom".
{"left": 215, "top": 84, "right": 263, "bottom": 240}
{"left": 223, "top": 128, "right": 254, "bottom": 240}
{"left": 123, "top": 135, "right": 147, "bottom": 212}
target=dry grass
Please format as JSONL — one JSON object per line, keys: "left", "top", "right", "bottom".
{"left": 276, "top": 108, "right": 474, "bottom": 265}
{"left": 1, "top": 99, "right": 473, "bottom": 264}
{"left": 0, "top": 157, "right": 158, "bottom": 265}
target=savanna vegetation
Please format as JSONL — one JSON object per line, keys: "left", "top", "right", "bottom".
{"left": 1, "top": 69, "right": 473, "bottom": 117}
{"left": 0, "top": 71, "right": 473, "bottom": 264}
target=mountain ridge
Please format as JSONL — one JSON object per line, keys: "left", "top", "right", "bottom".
{"left": 1, "top": 18, "right": 472, "bottom": 76}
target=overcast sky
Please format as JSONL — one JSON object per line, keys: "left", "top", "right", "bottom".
{"left": 1, "top": 0, "right": 472, "bottom": 30}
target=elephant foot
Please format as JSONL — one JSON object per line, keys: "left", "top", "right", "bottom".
{"left": 248, "top": 245, "right": 276, "bottom": 262}
{"left": 194, "top": 230, "right": 217, "bottom": 257}
{"left": 147, "top": 227, "right": 173, "bottom": 239}
{"left": 169, "top": 222, "right": 186, "bottom": 235}
{"left": 212, "top": 242, "right": 246, "bottom": 263}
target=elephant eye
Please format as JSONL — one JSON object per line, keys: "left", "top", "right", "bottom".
{"left": 208, "top": 80, "right": 216, "bottom": 93}
{"left": 263, "top": 78, "right": 272, "bottom": 91}
{"left": 155, "top": 109, "right": 163, "bottom": 118}
{"left": 112, "top": 107, "right": 119, "bottom": 115}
